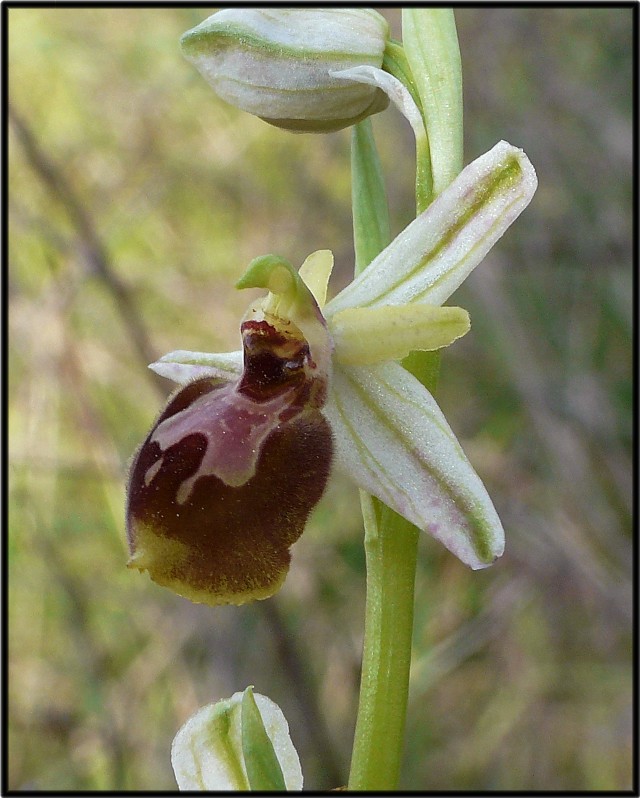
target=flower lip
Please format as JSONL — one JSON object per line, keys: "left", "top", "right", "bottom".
{"left": 127, "top": 378, "right": 333, "bottom": 606}
{"left": 127, "top": 257, "right": 336, "bottom": 606}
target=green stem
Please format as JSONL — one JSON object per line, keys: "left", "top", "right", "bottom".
{"left": 402, "top": 9, "right": 463, "bottom": 199}
{"left": 347, "top": 121, "right": 425, "bottom": 791}
{"left": 347, "top": 8, "right": 463, "bottom": 779}
{"left": 351, "top": 118, "right": 390, "bottom": 276}
{"left": 348, "top": 497, "right": 419, "bottom": 790}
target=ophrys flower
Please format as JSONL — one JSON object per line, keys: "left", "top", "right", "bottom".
{"left": 126, "top": 140, "right": 537, "bottom": 605}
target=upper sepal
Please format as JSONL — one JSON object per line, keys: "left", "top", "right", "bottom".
{"left": 325, "top": 140, "right": 538, "bottom": 315}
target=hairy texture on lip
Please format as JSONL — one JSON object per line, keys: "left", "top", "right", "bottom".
{"left": 126, "top": 317, "right": 333, "bottom": 606}
{"left": 126, "top": 387, "right": 332, "bottom": 605}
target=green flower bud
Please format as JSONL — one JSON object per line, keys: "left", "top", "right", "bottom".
{"left": 180, "top": 8, "right": 391, "bottom": 132}
{"left": 171, "top": 688, "right": 303, "bottom": 791}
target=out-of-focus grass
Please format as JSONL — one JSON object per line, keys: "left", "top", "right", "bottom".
{"left": 8, "top": 7, "right": 633, "bottom": 791}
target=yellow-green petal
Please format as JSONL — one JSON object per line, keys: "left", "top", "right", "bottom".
{"left": 298, "top": 249, "right": 334, "bottom": 309}
{"left": 330, "top": 304, "right": 469, "bottom": 365}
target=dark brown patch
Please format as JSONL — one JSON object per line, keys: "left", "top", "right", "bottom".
{"left": 238, "top": 319, "right": 311, "bottom": 401}
{"left": 126, "top": 376, "right": 333, "bottom": 604}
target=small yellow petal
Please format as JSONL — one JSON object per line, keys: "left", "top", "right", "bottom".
{"left": 298, "top": 250, "right": 334, "bottom": 309}
{"left": 330, "top": 304, "right": 470, "bottom": 365}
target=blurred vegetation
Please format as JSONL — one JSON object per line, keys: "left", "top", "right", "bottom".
{"left": 8, "top": 6, "right": 633, "bottom": 792}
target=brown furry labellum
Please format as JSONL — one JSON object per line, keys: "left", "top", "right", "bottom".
{"left": 126, "top": 319, "right": 332, "bottom": 606}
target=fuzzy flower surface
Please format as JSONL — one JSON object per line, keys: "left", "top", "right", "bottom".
{"left": 126, "top": 141, "right": 537, "bottom": 606}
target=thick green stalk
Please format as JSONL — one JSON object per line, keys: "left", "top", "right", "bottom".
{"left": 348, "top": 496, "right": 419, "bottom": 790}
{"left": 347, "top": 120, "right": 422, "bottom": 791}
{"left": 347, "top": 10, "right": 464, "bottom": 786}
{"left": 397, "top": 7, "right": 462, "bottom": 425}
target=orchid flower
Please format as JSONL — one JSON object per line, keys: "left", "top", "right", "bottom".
{"left": 126, "top": 140, "right": 537, "bottom": 606}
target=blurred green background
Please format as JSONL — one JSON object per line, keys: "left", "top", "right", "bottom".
{"left": 8, "top": 7, "right": 633, "bottom": 791}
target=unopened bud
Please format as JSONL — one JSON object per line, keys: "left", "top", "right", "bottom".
{"left": 181, "top": 8, "right": 390, "bottom": 132}
{"left": 171, "top": 689, "right": 303, "bottom": 791}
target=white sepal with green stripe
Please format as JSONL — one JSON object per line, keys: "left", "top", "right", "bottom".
{"left": 149, "top": 349, "right": 243, "bottom": 384}
{"left": 325, "top": 141, "right": 537, "bottom": 315}
{"left": 324, "top": 361, "right": 504, "bottom": 570}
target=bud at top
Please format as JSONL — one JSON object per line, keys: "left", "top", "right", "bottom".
{"left": 181, "top": 8, "right": 391, "bottom": 132}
